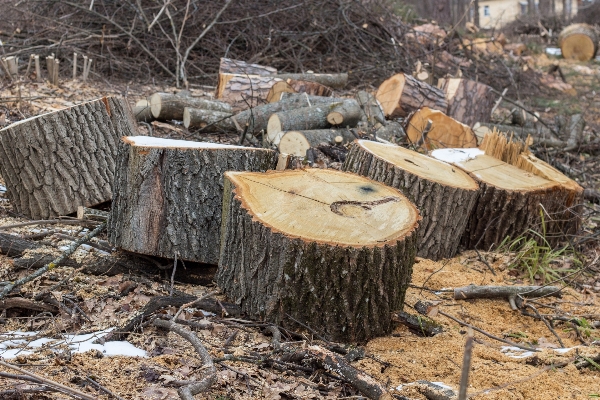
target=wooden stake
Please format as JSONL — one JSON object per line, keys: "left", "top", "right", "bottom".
{"left": 53, "top": 59, "right": 59, "bottom": 85}
{"left": 72, "top": 52, "right": 78, "bottom": 79}
{"left": 34, "top": 55, "right": 41, "bottom": 82}
{"left": 25, "top": 54, "right": 33, "bottom": 77}
{"left": 0, "top": 58, "right": 12, "bottom": 81}
{"left": 46, "top": 56, "right": 54, "bottom": 84}
{"left": 4, "top": 56, "right": 17, "bottom": 76}
{"left": 82, "top": 55, "right": 88, "bottom": 81}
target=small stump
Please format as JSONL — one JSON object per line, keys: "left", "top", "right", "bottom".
{"left": 216, "top": 168, "right": 420, "bottom": 343}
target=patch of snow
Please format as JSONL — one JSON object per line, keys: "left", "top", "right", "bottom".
{"left": 546, "top": 47, "right": 562, "bottom": 56}
{"left": 554, "top": 347, "right": 577, "bottom": 354}
{"left": 501, "top": 346, "right": 535, "bottom": 359}
{"left": 431, "top": 148, "right": 484, "bottom": 164}
{"left": 0, "top": 185, "right": 6, "bottom": 193}
{"left": 125, "top": 136, "right": 251, "bottom": 150}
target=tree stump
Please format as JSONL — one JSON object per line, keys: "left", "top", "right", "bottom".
{"left": 405, "top": 107, "right": 477, "bottom": 150}
{"left": 0, "top": 96, "right": 135, "bottom": 219}
{"left": 437, "top": 78, "right": 495, "bottom": 126}
{"left": 108, "top": 136, "right": 277, "bottom": 264}
{"left": 343, "top": 140, "right": 479, "bottom": 260}
{"left": 216, "top": 73, "right": 283, "bottom": 112}
{"left": 376, "top": 73, "right": 448, "bottom": 118}
{"left": 216, "top": 168, "right": 420, "bottom": 343}
{"left": 149, "top": 93, "right": 231, "bottom": 121}
{"left": 558, "top": 23, "right": 598, "bottom": 61}
{"left": 431, "top": 149, "right": 566, "bottom": 250}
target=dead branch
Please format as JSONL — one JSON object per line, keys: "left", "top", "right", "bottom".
{"left": 453, "top": 284, "right": 562, "bottom": 310}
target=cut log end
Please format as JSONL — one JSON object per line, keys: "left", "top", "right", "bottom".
{"left": 405, "top": 107, "right": 477, "bottom": 150}
{"left": 559, "top": 24, "right": 598, "bottom": 61}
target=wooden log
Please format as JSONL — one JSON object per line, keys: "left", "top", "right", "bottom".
{"left": 132, "top": 99, "right": 153, "bottom": 122}
{"left": 0, "top": 96, "right": 135, "bottom": 219}
{"left": 216, "top": 73, "right": 283, "bottom": 112}
{"left": 149, "top": 93, "right": 232, "bottom": 121}
{"left": 266, "top": 79, "right": 335, "bottom": 103}
{"left": 274, "top": 73, "right": 348, "bottom": 89}
{"left": 343, "top": 140, "right": 479, "bottom": 260}
{"left": 376, "top": 73, "right": 448, "bottom": 118}
{"left": 437, "top": 78, "right": 495, "bottom": 126}
{"left": 183, "top": 108, "right": 234, "bottom": 130}
{"left": 327, "top": 99, "right": 362, "bottom": 127}
{"left": 558, "top": 23, "right": 598, "bottom": 61}
{"left": 431, "top": 148, "right": 567, "bottom": 250}
{"left": 108, "top": 136, "right": 277, "bottom": 264}
{"left": 454, "top": 285, "right": 562, "bottom": 300}
{"left": 219, "top": 57, "right": 277, "bottom": 75}
{"left": 266, "top": 81, "right": 296, "bottom": 103}
{"left": 355, "top": 91, "right": 386, "bottom": 126}
{"left": 278, "top": 129, "right": 359, "bottom": 157}
{"left": 216, "top": 168, "right": 420, "bottom": 342}
{"left": 374, "top": 122, "right": 405, "bottom": 143}
{"left": 4, "top": 56, "right": 17, "bottom": 76}
{"left": 405, "top": 107, "right": 477, "bottom": 150}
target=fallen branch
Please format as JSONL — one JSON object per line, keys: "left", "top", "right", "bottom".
{"left": 0, "top": 219, "right": 99, "bottom": 231}
{"left": 453, "top": 284, "right": 562, "bottom": 310}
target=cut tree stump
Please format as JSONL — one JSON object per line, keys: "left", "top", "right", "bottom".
{"left": 437, "top": 78, "right": 495, "bottom": 126}
{"left": 376, "top": 73, "right": 448, "bottom": 118}
{"left": 0, "top": 96, "right": 135, "bottom": 219}
{"left": 108, "top": 136, "right": 277, "bottom": 264}
{"left": 558, "top": 23, "right": 598, "bottom": 61}
{"left": 216, "top": 73, "right": 283, "bottom": 111}
{"left": 343, "top": 140, "right": 479, "bottom": 260}
{"left": 405, "top": 107, "right": 477, "bottom": 150}
{"left": 219, "top": 57, "right": 277, "bottom": 75}
{"left": 183, "top": 108, "right": 234, "bottom": 130}
{"left": 216, "top": 168, "right": 420, "bottom": 342}
{"left": 149, "top": 93, "right": 232, "bottom": 121}
{"left": 431, "top": 148, "right": 567, "bottom": 250}
{"left": 278, "top": 129, "right": 359, "bottom": 157}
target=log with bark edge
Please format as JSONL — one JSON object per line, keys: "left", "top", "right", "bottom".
{"left": 376, "top": 73, "right": 448, "bottom": 118}
{"left": 327, "top": 99, "right": 362, "bottom": 127}
{"left": 437, "top": 78, "right": 495, "bottom": 126}
{"left": 278, "top": 129, "right": 359, "bottom": 157}
{"left": 266, "top": 79, "right": 335, "bottom": 103}
{"left": 274, "top": 73, "right": 348, "bottom": 89}
{"left": 132, "top": 99, "right": 153, "bottom": 122}
{"left": 356, "top": 91, "right": 386, "bottom": 126}
{"left": 216, "top": 168, "right": 420, "bottom": 342}
{"left": 265, "top": 81, "right": 296, "bottom": 103}
{"left": 108, "top": 136, "right": 276, "bottom": 264}
{"left": 374, "top": 122, "right": 405, "bottom": 143}
{"left": 183, "top": 108, "right": 234, "bottom": 130}
{"left": 216, "top": 73, "right": 283, "bottom": 111}
{"left": 405, "top": 107, "right": 477, "bottom": 150}
{"left": 149, "top": 93, "right": 231, "bottom": 121}
{"left": 219, "top": 57, "right": 277, "bottom": 76}
{"left": 343, "top": 140, "right": 479, "bottom": 260}
{"left": 0, "top": 96, "right": 135, "bottom": 220}
{"left": 558, "top": 23, "right": 598, "bottom": 61}
{"left": 431, "top": 148, "right": 568, "bottom": 250}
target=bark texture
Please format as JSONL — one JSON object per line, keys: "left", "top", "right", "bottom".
{"left": 108, "top": 138, "right": 277, "bottom": 264}
{"left": 343, "top": 140, "right": 479, "bottom": 260}
{"left": 376, "top": 73, "right": 448, "bottom": 118}
{"left": 219, "top": 57, "right": 277, "bottom": 75}
{"left": 438, "top": 78, "right": 495, "bottom": 126}
{"left": 355, "top": 91, "right": 386, "bottom": 126}
{"left": 327, "top": 99, "right": 362, "bottom": 127}
{"left": 217, "top": 169, "right": 419, "bottom": 343}
{"left": 0, "top": 96, "right": 134, "bottom": 220}
{"left": 150, "top": 93, "right": 232, "bottom": 121}
{"left": 216, "top": 73, "right": 283, "bottom": 112}
{"left": 375, "top": 122, "right": 406, "bottom": 143}
{"left": 183, "top": 108, "right": 234, "bottom": 130}
{"left": 133, "top": 99, "right": 153, "bottom": 122}
{"left": 274, "top": 73, "right": 348, "bottom": 89}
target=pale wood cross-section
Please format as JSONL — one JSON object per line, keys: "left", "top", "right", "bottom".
{"left": 376, "top": 73, "right": 448, "bottom": 118}
{"left": 405, "top": 107, "right": 477, "bottom": 150}
{"left": 216, "top": 168, "right": 419, "bottom": 342}
{"left": 558, "top": 23, "right": 598, "bottom": 61}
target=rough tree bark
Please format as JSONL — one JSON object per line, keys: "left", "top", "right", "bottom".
{"left": 149, "top": 93, "right": 232, "bottom": 121}
{"left": 108, "top": 136, "right": 277, "bottom": 264}
{"left": 327, "top": 99, "right": 362, "bottom": 127}
{"left": 183, "top": 108, "right": 234, "bottom": 130}
{"left": 216, "top": 73, "right": 283, "bottom": 112}
{"left": 216, "top": 169, "right": 420, "bottom": 342}
{"left": 437, "top": 78, "right": 495, "bottom": 126}
{"left": 376, "top": 73, "right": 448, "bottom": 118}
{"left": 0, "top": 96, "right": 135, "bottom": 220}
{"left": 274, "top": 73, "right": 347, "bottom": 89}
{"left": 343, "top": 140, "right": 479, "bottom": 260}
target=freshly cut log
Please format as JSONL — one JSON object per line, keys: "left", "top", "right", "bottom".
{"left": 431, "top": 148, "right": 566, "bottom": 250}
{"left": 219, "top": 57, "right": 277, "bottom": 76}
{"left": 405, "top": 107, "right": 477, "bottom": 150}
{"left": 108, "top": 136, "right": 276, "bottom": 264}
{"left": 216, "top": 168, "right": 420, "bottom": 342}
{"left": 0, "top": 96, "right": 135, "bottom": 219}
{"left": 183, "top": 108, "right": 234, "bottom": 130}
{"left": 133, "top": 99, "right": 153, "bottom": 122}
{"left": 343, "top": 140, "right": 479, "bottom": 260}
{"left": 437, "top": 78, "right": 495, "bottom": 126}
{"left": 266, "top": 81, "right": 296, "bottom": 103}
{"left": 376, "top": 73, "right": 448, "bottom": 118}
{"left": 558, "top": 23, "right": 598, "bottom": 61}
{"left": 356, "top": 91, "right": 386, "bottom": 126}
{"left": 278, "top": 129, "right": 359, "bottom": 157}
{"left": 327, "top": 99, "right": 362, "bottom": 127}
{"left": 266, "top": 79, "right": 335, "bottom": 103}
{"left": 216, "top": 73, "right": 282, "bottom": 111}
{"left": 274, "top": 73, "right": 348, "bottom": 89}
{"left": 149, "top": 93, "right": 232, "bottom": 121}
{"left": 375, "top": 122, "right": 405, "bottom": 143}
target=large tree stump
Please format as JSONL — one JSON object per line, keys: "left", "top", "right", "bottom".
{"left": 216, "top": 168, "right": 420, "bottom": 343}
{"left": 108, "top": 136, "right": 277, "bottom": 264}
{"left": 343, "top": 140, "right": 479, "bottom": 260}
{"left": 216, "top": 73, "right": 283, "bottom": 112}
{"left": 405, "top": 107, "right": 477, "bottom": 150}
{"left": 376, "top": 73, "right": 448, "bottom": 118}
{"left": 558, "top": 23, "right": 598, "bottom": 61}
{"left": 0, "top": 96, "right": 135, "bottom": 219}
{"left": 149, "top": 93, "right": 231, "bottom": 121}
{"left": 431, "top": 149, "right": 567, "bottom": 250}
{"left": 437, "top": 78, "right": 495, "bottom": 126}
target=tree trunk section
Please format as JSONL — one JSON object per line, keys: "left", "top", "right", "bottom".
{"left": 0, "top": 96, "right": 135, "bottom": 220}
{"left": 431, "top": 149, "right": 567, "bottom": 250}
{"left": 216, "top": 73, "right": 283, "bottom": 112}
{"left": 278, "top": 129, "right": 359, "bottom": 157}
{"left": 376, "top": 73, "right": 448, "bottom": 118}
{"left": 266, "top": 81, "right": 296, "bottom": 103}
{"left": 183, "top": 108, "right": 234, "bottom": 130}
{"left": 216, "top": 168, "right": 420, "bottom": 343}
{"left": 375, "top": 122, "right": 406, "bottom": 143}
{"left": 356, "top": 91, "right": 386, "bottom": 126}
{"left": 274, "top": 73, "right": 348, "bottom": 89}
{"left": 149, "top": 93, "right": 231, "bottom": 121}
{"left": 343, "top": 140, "right": 479, "bottom": 260}
{"left": 266, "top": 79, "right": 335, "bottom": 103}
{"left": 108, "top": 136, "right": 276, "bottom": 264}
{"left": 219, "top": 57, "right": 277, "bottom": 76}
{"left": 558, "top": 23, "right": 598, "bottom": 61}
{"left": 133, "top": 99, "right": 153, "bottom": 122}
{"left": 327, "top": 99, "right": 362, "bottom": 127}
{"left": 405, "top": 107, "right": 477, "bottom": 150}
{"left": 437, "top": 78, "right": 495, "bottom": 126}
